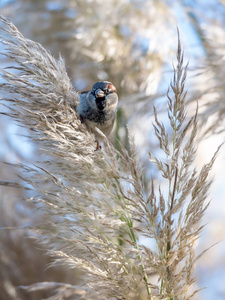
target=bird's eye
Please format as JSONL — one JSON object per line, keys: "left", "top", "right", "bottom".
{"left": 106, "top": 84, "right": 116, "bottom": 93}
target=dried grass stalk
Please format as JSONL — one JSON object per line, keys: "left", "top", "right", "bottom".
{"left": 0, "top": 17, "right": 219, "bottom": 300}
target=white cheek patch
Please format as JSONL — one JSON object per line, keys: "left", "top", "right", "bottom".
{"left": 88, "top": 92, "right": 98, "bottom": 109}
{"left": 107, "top": 101, "right": 118, "bottom": 111}
{"left": 106, "top": 94, "right": 118, "bottom": 111}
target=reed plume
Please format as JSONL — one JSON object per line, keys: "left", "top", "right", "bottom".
{"left": 0, "top": 16, "right": 218, "bottom": 299}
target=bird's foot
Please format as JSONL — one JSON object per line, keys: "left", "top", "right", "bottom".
{"left": 95, "top": 140, "right": 102, "bottom": 151}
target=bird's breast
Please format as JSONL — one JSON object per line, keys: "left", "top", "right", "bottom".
{"left": 84, "top": 117, "right": 115, "bottom": 138}
{"left": 95, "top": 98, "right": 106, "bottom": 111}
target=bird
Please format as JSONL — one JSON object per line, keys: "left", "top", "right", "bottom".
{"left": 78, "top": 81, "right": 118, "bottom": 150}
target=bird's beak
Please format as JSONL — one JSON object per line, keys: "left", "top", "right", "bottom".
{"left": 95, "top": 89, "right": 105, "bottom": 98}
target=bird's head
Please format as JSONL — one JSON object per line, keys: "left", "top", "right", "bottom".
{"left": 87, "top": 81, "right": 118, "bottom": 111}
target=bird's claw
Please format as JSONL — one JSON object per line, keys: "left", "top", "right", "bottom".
{"left": 95, "top": 140, "right": 102, "bottom": 151}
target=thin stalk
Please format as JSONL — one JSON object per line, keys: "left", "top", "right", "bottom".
{"left": 123, "top": 214, "right": 152, "bottom": 298}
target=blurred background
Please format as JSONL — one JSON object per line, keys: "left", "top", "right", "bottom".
{"left": 1, "top": 0, "right": 225, "bottom": 299}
